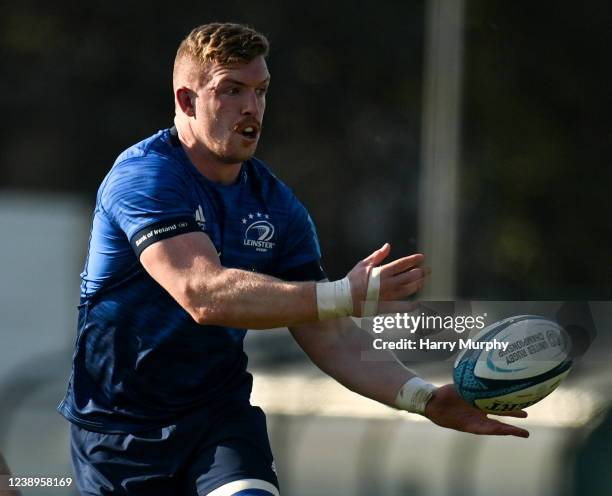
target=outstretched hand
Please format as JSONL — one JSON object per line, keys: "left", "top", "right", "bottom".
{"left": 347, "top": 243, "right": 430, "bottom": 316}
{"left": 424, "top": 384, "right": 530, "bottom": 438}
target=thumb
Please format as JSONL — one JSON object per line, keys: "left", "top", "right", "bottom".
{"left": 362, "top": 243, "right": 391, "bottom": 266}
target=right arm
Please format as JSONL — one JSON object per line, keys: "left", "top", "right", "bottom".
{"left": 140, "top": 231, "right": 426, "bottom": 329}
{"left": 104, "top": 158, "right": 426, "bottom": 330}
{"left": 141, "top": 230, "right": 318, "bottom": 328}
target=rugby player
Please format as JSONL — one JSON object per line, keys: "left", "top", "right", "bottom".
{"left": 58, "top": 22, "right": 529, "bottom": 496}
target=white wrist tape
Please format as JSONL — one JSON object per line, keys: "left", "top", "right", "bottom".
{"left": 362, "top": 266, "right": 381, "bottom": 317}
{"left": 316, "top": 277, "right": 353, "bottom": 320}
{"left": 395, "top": 377, "right": 437, "bottom": 415}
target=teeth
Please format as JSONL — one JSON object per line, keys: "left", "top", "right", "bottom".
{"left": 244, "top": 127, "right": 254, "bottom": 133}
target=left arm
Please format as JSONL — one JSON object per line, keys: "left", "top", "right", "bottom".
{"left": 289, "top": 318, "right": 415, "bottom": 408}
{"left": 280, "top": 198, "right": 528, "bottom": 437}
{"left": 290, "top": 318, "right": 530, "bottom": 438}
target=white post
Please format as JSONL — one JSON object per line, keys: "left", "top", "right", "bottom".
{"left": 418, "top": 0, "right": 465, "bottom": 299}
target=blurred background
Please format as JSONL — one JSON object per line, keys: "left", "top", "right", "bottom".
{"left": 1, "top": 0, "right": 611, "bottom": 494}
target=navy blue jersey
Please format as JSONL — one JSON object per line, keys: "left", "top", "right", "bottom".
{"left": 59, "top": 128, "right": 324, "bottom": 433}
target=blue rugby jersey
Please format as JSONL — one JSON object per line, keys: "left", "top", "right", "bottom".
{"left": 58, "top": 127, "right": 324, "bottom": 433}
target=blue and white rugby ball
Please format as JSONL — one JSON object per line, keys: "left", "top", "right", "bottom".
{"left": 453, "top": 315, "right": 572, "bottom": 412}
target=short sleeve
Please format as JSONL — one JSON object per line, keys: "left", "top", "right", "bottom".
{"left": 274, "top": 199, "right": 326, "bottom": 281}
{"left": 100, "top": 157, "right": 201, "bottom": 257}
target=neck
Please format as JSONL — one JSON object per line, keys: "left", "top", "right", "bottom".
{"left": 174, "top": 121, "right": 242, "bottom": 186}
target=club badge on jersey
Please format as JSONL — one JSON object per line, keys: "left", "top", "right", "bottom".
{"left": 242, "top": 212, "right": 276, "bottom": 253}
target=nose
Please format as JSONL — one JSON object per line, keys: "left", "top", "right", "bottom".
{"left": 241, "top": 89, "right": 261, "bottom": 116}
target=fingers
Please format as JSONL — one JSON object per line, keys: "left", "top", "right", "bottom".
{"left": 381, "top": 254, "right": 425, "bottom": 276}
{"left": 471, "top": 418, "right": 530, "bottom": 438}
{"left": 380, "top": 265, "right": 430, "bottom": 300}
{"left": 359, "top": 248, "right": 430, "bottom": 301}
{"left": 390, "top": 267, "right": 429, "bottom": 286}
{"left": 385, "top": 281, "right": 423, "bottom": 300}
{"left": 425, "top": 385, "right": 530, "bottom": 438}
{"left": 362, "top": 243, "right": 391, "bottom": 266}
{"left": 490, "top": 410, "right": 528, "bottom": 419}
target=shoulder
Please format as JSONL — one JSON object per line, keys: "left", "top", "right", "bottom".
{"left": 99, "top": 129, "right": 188, "bottom": 202}
{"left": 114, "top": 128, "right": 176, "bottom": 164}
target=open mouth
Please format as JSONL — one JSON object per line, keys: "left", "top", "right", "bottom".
{"left": 241, "top": 126, "right": 258, "bottom": 140}
{"left": 234, "top": 122, "right": 260, "bottom": 141}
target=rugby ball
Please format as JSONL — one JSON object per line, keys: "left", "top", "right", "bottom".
{"left": 453, "top": 315, "right": 572, "bottom": 412}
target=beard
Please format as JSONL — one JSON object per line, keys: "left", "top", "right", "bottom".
{"left": 212, "top": 149, "right": 256, "bottom": 165}
{"left": 206, "top": 136, "right": 258, "bottom": 165}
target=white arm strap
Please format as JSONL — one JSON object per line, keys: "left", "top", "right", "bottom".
{"left": 315, "top": 265, "right": 382, "bottom": 320}
{"left": 316, "top": 277, "right": 353, "bottom": 320}
{"left": 395, "top": 377, "right": 437, "bottom": 415}
{"left": 362, "top": 266, "right": 381, "bottom": 317}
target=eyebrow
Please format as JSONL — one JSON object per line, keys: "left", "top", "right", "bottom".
{"left": 219, "top": 77, "right": 271, "bottom": 87}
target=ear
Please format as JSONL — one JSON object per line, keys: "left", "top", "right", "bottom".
{"left": 176, "top": 87, "right": 196, "bottom": 117}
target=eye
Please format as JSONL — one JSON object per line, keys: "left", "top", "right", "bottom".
{"left": 226, "top": 86, "right": 241, "bottom": 96}
{"left": 256, "top": 87, "right": 268, "bottom": 97}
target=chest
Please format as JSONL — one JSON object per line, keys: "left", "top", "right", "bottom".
{"left": 190, "top": 186, "right": 288, "bottom": 274}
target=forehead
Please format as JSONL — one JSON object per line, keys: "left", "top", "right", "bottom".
{"left": 205, "top": 56, "right": 270, "bottom": 86}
